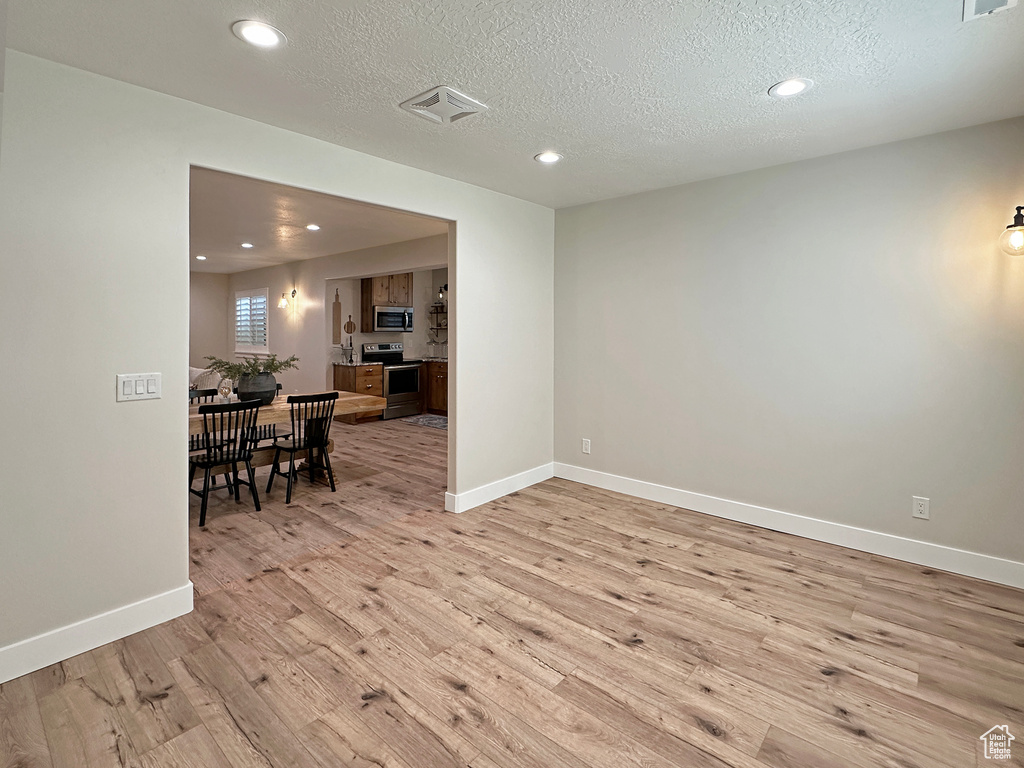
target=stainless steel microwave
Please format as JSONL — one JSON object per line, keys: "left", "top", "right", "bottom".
{"left": 372, "top": 306, "right": 414, "bottom": 333}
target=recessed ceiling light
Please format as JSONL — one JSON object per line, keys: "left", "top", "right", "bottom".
{"left": 241, "top": 242, "right": 254, "bottom": 248}
{"left": 231, "top": 20, "right": 287, "bottom": 49}
{"left": 768, "top": 78, "right": 813, "bottom": 98}
{"left": 195, "top": 255, "right": 207, "bottom": 261}
{"left": 535, "top": 151, "right": 563, "bottom": 164}
{"left": 306, "top": 224, "right": 320, "bottom": 231}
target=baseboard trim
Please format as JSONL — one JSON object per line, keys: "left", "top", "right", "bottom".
{"left": 446, "top": 462, "right": 555, "bottom": 513}
{"left": 554, "top": 463, "right": 1024, "bottom": 589}
{"left": 0, "top": 583, "right": 194, "bottom": 684}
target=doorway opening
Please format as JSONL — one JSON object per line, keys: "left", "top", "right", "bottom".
{"left": 187, "top": 166, "right": 452, "bottom": 593}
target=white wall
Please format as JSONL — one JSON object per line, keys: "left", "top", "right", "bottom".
{"left": 227, "top": 234, "right": 447, "bottom": 394}
{"left": 189, "top": 272, "right": 230, "bottom": 368}
{"left": 555, "top": 117, "right": 1024, "bottom": 569}
{"left": 0, "top": 2, "right": 7, "bottom": 150}
{"left": 0, "top": 52, "right": 553, "bottom": 682}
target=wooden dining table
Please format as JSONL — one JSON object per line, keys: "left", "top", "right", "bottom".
{"left": 188, "top": 390, "right": 387, "bottom": 483}
{"left": 188, "top": 390, "right": 386, "bottom": 435}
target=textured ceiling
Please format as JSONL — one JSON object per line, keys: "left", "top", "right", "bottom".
{"left": 8, "top": 0, "right": 1024, "bottom": 208}
{"left": 189, "top": 168, "right": 449, "bottom": 274}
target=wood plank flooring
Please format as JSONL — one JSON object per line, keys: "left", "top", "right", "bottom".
{"left": 3, "top": 418, "right": 1023, "bottom": 768}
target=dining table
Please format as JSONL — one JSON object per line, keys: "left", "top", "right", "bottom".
{"left": 188, "top": 390, "right": 387, "bottom": 484}
{"left": 188, "top": 390, "right": 386, "bottom": 435}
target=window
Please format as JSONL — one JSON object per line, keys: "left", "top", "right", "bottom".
{"left": 235, "top": 288, "right": 269, "bottom": 354}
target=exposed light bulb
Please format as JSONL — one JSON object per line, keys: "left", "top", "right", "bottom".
{"left": 195, "top": 255, "right": 207, "bottom": 261}
{"left": 999, "top": 206, "right": 1024, "bottom": 256}
{"left": 1003, "top": 229, "right": 1024, "bottom": 256}
{"left": 278, "top": 293, "right": 289, "bottom": 309}
{"left": 306, "top": 224, "right": 320, "bottom": 231}
{"left": 241, "top": 242, "right": 254, "bottom": 248}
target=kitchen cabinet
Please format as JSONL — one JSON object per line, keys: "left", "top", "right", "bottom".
{"left": 426, "top": 361, "right": 447, "bottom": 415}
{"left": 334, "top": 363, "right": 383, "bottom": 422}
{"left": 388, "top": 273, "right": 411, "bottom": 305}
{"left": 368, "top": 276, "right": 391, "bottom": 306}
{"left": 360, "top": 272, "right": 412, "bottom": 331}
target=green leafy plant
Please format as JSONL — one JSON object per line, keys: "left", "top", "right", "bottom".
{"left": 204, "top": 354, "right": 299, "bottom": 381}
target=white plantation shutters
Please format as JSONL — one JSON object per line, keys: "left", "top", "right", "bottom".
{"left": 235, "top": 289, "right": 269, "bottom": 353}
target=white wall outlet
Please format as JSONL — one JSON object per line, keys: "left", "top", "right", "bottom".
{"left": 581, "top": 438, "right": 591, "bottom": 455}
{"left": 116, "top": 373, "right": 162, "bottom": 402}
{"left": 912, "top": 496, "right": 930, "bottom": 520}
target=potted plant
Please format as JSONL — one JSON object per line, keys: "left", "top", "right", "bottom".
{"left": 204, "top": 354, "right": 299, "bottom": 405}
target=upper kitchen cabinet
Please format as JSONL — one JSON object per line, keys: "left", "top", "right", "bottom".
{"left": 388, "top": 273, "right": 411, "bottom": 305}
{"left": 367, "top": 276, "right": 391, "bottom": 307}
{"left": 361, "top": 272, "right": 413, "bottom": 331}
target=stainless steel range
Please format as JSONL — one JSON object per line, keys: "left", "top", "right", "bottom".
{"left": 362, "top": 343, "right": 423, "bottom": 420}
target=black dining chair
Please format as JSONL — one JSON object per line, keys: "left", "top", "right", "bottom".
{"left": 252, "top": 385, "right": 293, "bottom": 446}
{"left": 189, "top": 400, "right": 262, "bottom": 525}
{"left": 189, "top": 387, "right": 231, "bottom": 489}
{"left": 265, "top": 392, "right": 338, "bottom": 504}
{"left": 188, "top": 388, "right": 218, "bottom": 404}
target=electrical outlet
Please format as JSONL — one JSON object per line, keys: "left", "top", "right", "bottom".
{"left": 912, "top": 496, "right": 930, "bottom": 520}
{"left": 581, "top": 438, "right": 591, "bottom": 455}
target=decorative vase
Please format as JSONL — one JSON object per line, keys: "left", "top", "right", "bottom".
{"left": 237, "top": 373, "right": 277, "bottom": 405}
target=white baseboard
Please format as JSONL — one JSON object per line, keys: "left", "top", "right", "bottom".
{"left": 0, "top": 583, "right": 194, "bottom": 684}
{"left": 554, "top": 463, "right": 1024, "bottom": 589}
{"left": 446, "top": 462, "right": 555, "bottom": 513}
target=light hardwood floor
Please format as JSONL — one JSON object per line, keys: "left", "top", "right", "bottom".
{"left": 3, "top": 418, "right": 1023, "bottom": 768}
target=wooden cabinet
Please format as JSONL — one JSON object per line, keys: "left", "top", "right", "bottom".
{"left": 368, "top": 276, "right": 391, "bottom": 306}
{"left": 388, "top": 273, "right": 411, "bottom": 305}
{"left": 360, "top": 272, "right": 413, "bottom": 331}
{"left": 426, "top": 361, "right": 447, "bottom": 415}
{"left": 334, "top": 364, "right": 383, "bottom": 422}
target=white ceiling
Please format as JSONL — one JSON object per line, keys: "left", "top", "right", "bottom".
{"left": 8, "top": 1, "right": 1024, "bottom": 209}
{"left": 189, "top": 167, "right": 449, "bottom": 274}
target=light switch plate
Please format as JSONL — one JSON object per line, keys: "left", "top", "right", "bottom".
{"left": 116, "top": 373, "right": 162, "bottom": 402}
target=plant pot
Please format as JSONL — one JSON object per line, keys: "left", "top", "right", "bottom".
{"left": 237, "top": 373, "right": 277, "bottom": 406}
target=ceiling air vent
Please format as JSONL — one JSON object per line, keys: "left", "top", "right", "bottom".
{"left": 400, "top": 86, "right": 488, "bottom": 124}
{"left": 963, "top": 0, "right": 1017, "bottom": 21}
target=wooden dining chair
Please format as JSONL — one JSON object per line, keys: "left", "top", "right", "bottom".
{"left": 265, "top": 392, "right": 338, "bottom": 504}
{"left": 189, "top": 400, "right": 262, "bottom": 525}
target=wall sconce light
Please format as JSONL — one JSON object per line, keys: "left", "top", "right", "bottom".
{"left": 279, "top": 289, "right": 296, "bottom": 309}
{"left": 1000, "top": 206, "right": 1024, "bottom": 256}
{"left": 438, "top": 283, "right": 448, "bottom": 301}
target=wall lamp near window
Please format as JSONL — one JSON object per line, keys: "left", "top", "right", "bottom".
{"left": 1000, "top": 206, "right": 1024, "bottom": 256}
{"left": 278, "top": 289, "right": 296, "bottom": 309}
